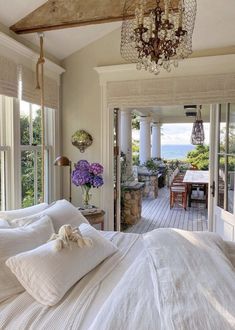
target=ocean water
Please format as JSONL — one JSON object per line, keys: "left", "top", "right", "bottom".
{"left": 161, "top": 144, "right": 195, "bottom": 160}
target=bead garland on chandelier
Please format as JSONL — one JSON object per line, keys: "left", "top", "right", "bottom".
{"left": 121, "top": 0, "right": 197, "bottom": 75}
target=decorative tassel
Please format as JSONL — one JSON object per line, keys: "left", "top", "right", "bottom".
{"left": 48, "top": 225, "right": 93, "bottom": 252}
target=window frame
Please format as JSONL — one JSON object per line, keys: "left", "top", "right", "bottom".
{"left": 0, "top": 95, "right": 58, "bottom": 210}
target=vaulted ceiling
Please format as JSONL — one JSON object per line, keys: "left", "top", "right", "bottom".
{"left": 0, "top": 0, "right": 234, "bottom": 60}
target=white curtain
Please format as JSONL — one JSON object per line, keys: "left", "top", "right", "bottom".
{"left": 0, "top": 55, "right": 18, "bottom": 98}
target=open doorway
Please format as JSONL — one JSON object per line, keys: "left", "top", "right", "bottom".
{"left": 116, "top": 104, "right": 211, "bottom": 234}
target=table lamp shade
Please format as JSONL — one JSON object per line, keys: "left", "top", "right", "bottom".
{"left": 54, "top": 156, "right": 72, "bottom": 202}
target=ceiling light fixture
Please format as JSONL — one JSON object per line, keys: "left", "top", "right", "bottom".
{"left": 184, "top": 105, "right": 197, "bottom": 117}
{"left": 121, "top": 0, "right": 197, "bottom": 75}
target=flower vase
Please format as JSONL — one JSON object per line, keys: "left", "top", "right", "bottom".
{"left": 82, "top": 186, "right": 92, "bottom": 209}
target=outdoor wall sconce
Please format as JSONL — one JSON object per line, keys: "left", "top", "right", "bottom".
{"left": 71, "top": 129, "right": 93, "bottom": 153}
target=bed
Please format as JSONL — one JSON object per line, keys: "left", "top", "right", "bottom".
{"left": 0, "top": 202, "right": 235, "bottom": 330}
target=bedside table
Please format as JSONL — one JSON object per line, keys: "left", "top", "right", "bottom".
{"left": 80, "top": 209, "right": 105, "bottom": 230}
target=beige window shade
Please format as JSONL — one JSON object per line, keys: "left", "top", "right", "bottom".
{"left": 21, "top": 65, "right": 59, "bottom": 110}
{"left": 0, "top": 55, "right": 18, "bottom": 98}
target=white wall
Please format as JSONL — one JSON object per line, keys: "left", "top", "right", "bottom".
{"left": 61, "top": 28, "right": 125, "bottom": 206}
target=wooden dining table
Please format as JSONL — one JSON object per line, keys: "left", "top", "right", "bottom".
{"left": 183, "top": 170, "right": 209, "bottom": 207}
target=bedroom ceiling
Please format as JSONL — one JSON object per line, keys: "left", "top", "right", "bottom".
{"left": 0, "top": 0, "right": 234, "bottom": 60}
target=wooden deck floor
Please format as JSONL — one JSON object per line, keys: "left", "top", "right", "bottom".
{"left": 124, "top": 187, "right": 208, "bottom": 234}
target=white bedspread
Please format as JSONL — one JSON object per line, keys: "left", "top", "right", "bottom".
{"left": 1, "top": 229, "right": 235, "bottom": 330}
{"left": 89, "top": 229, "right": 235, "bottom": 330}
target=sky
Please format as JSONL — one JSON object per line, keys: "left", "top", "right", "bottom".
{"left": 161, "top": 123, "right": 210, "bottom": 145}
{"left": 133, "top": 123, "right": 210, "bottom": 145}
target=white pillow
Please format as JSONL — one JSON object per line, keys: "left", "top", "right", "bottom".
{"left": 10, "top": 200, "right": 88, "bottom": 231}
{"left": 0, "top": 203, "right": 48, "bottom": 222}
{"left": 6, "top": 223, "right": 118, "bottom": 306}
{"left": 0, "top": 215, "right": 54, "bottom": 303}
{"left": 0, "top": 219, "right": 10, "bottom": 228}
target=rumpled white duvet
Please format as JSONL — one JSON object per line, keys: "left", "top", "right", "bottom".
{"left": 1, "top": 229, "right": 235, "bottom": 330}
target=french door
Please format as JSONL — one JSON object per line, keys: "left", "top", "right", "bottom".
{"left": 113, "top": 108, "right": 121, "bottom": 231}
{"left": 214, "top": 103, "right": 235, "bottom": 241}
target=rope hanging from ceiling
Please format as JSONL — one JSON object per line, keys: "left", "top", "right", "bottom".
{"left": 36, "top": 33, "right": 46, "bottom": 202}
{"left": 191, "top": 106, "right": 205, "bottom": 145}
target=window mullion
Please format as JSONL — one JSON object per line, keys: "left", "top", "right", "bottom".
{"left": 29, "top": 103, "right": 33, "bottom": 146}
{"left": 34, "top": 149, "right": 38, "bottom": 205}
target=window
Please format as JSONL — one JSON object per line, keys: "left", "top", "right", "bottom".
{"left": 20, "top": 101, "right": 56, "bottom": 207}
{"left": 0, "top": 95, "right": 10, "bottom": 210}
{"left": 217, "top": 103, "right": 235, "bottom": 214}
{"left": 0, "top": 96, "right": 57, "bottom": 209}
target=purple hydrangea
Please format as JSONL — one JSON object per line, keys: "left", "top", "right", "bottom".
{"left": 90, "top": 163, "right": 103, "bottom": 175}
{"left": 75, "top": 160, "right": 90, "bottom": 171}
{"left": 72, "top": 160, "right": 104, "bottom": 189}
{"left": 92, "top": 175, "right": 104, "bottom": 188}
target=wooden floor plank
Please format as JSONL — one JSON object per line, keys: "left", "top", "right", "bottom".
{"left": 124, "top": 187, "right": 208, "bottom": 234}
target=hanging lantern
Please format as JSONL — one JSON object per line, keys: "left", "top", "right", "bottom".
{"left": 191, "top": 106, "right": 205, "bottom": 145}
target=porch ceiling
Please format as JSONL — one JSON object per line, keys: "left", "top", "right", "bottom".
{"left": 133, "top": 104, "right": 211, "bottom": 124}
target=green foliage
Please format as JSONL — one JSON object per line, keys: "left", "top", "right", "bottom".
{"left": 132, "top": 154, "right": 140, "bottom": 166}
{"left": 21, "top": 109, "right": 42, "bottom": 207}
{"left": 132, "top": 140, "right": 139, "bottom": 153}
{"left": 186, "top": 145, "right": 209, "bottom": 170}
{"left": 143, "top": 158, "right": 159, "bottom": 174}
{"left": 132, "top": 113, "right": 140, "bottom": 130}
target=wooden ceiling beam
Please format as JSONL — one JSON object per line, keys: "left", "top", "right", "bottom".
{"left": 10, "top": 0, "right": 126, "bottom": 34}
{"left": 10, "top": 0, "right": 180, "bottom": 35}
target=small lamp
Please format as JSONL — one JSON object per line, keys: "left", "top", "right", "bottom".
{"left": 54, "top": 156, "right": 72, "bottom": 202}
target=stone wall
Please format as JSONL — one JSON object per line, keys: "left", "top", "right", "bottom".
{"left": 138, "top": 173, "right": 158, "bottom": 198}
{"left": 121, "top": 183, "right": 144, "bottom": 226}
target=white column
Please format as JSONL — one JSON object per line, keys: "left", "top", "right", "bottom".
{"left": 151, "top": 123, "right": 161, "bottom": 159}
{"left": 120, "top": 109, "right": 132, "bottom": 177}
{"left": 139, "top": 116, "right": 151, "bottom": 165}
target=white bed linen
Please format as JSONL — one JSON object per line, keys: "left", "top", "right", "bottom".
{"left": 90, "top": 229, "right": 235, "bottom": 330}
{"left": 0, "top": 231, "right": 149, "bottom": 330}
{"left": 1, "top": 229, "right": 235, "bottom": 330}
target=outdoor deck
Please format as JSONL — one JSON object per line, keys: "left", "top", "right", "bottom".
{"left": 124, "top": 187, "right": 208, "bottom": 234}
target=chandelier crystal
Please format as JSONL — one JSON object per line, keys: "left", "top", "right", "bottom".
{"left": 121, "top": 0, "right": 197, "bottom": 75}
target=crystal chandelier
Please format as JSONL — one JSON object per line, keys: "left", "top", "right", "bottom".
{"left": 191, "top": 106, "right": 205, "bottom": 145}
{"left": 121, "top": 0, "right": 197, "bottom": 75}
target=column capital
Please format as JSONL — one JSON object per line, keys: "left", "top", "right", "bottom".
{"left": 139, "top": 115, "right": 151, "bottom": 123}
{"left": 151, "top": 122, "right": 162, "bottom": 127}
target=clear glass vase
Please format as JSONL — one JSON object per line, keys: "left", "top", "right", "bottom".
{"left": 81, "top": 186, "right": 92, "bottom": 209}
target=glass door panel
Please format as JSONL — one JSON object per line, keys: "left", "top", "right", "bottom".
{"left": 216, "top": 103, "right": 235, "bottom": 215}
{"left": 217, "top": 155, "right": 225, "bottom": 209}
{"left": 228, "top": 104, "right": 235, "bottom": 154}
{"left": 227, "top": 156, "right": 235, "bottom": 214}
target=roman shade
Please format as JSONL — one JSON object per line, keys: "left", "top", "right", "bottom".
{"left": 20, "top": 65, "right": 59, "bottom": 110}
{"left": 0, "top": 55, "right": 18, "bottom": 98}
{"left": 0, "top": 55, "right": 59, "bottom": 110}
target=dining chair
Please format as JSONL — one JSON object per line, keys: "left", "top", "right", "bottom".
{"left": 170, "top": 183, "right": 187, "bottom": 210}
